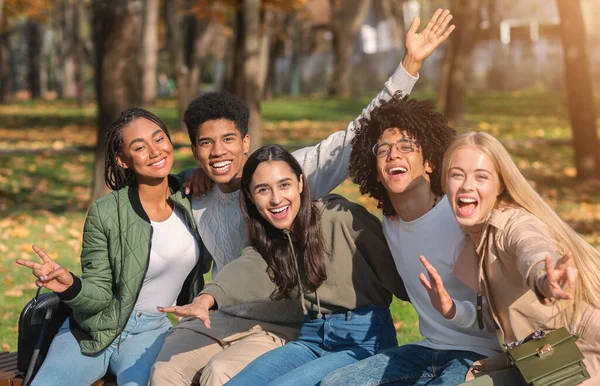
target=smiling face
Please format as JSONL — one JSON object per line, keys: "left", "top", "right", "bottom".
{"left": 249, "top": 160, "right": 304, "bottom": 231}
{"left": 446, "top": 146, "right": 503, "bottom": 230}
{"left": 116, "top": 118, "right": 174, "bottom": 184}
{"left": 191, "top": 119, "right": 250, "bottom": 193}
{"left": 376, "top": 128, "right": 433, "bottom": 197}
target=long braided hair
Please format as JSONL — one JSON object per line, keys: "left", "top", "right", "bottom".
{"left": 103, "top": 108, "right": 172, "bottom": 349}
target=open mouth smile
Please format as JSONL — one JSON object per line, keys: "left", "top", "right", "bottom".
{"left": 456, "top": 196, "right": 478, "bottom": 217}
{"left": 386, "top": 166, "right": 407, "bottom": 177}
{"left": 210, "top": 160, "right": 232, "bottom": 175}
{"left": 149, "top": 158, "right": 167, "bottom": 168}
{"left": 269, "top": 205, "right": 289, "bottom": 220}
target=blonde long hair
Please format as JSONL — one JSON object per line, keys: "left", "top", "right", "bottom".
{"left": 442, "top": 131, "right": 600, "bottom": 332}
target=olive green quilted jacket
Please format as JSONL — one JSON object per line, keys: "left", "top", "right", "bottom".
{"left": 58, "top": 175, "right": 213, "bottom": 355}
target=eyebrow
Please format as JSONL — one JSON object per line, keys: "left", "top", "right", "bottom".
{"left": 253, "top": 177, "right": 293, "bottom": 190}
{"left": 128, "top": 129, "right": 164, "bottom": 148}
{"left": 197, "top": 132, "right": 238, "bottom": 143}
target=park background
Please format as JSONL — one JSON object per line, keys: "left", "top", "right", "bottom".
{"left": 1, "top": 0, "right": 600, "bottom": 352}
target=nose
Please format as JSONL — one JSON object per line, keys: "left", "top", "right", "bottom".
{"left": 270, "top": 189, "right": 282, "bottom": 205}
{"left": 148, "top": 142, "right": 162, "bottom": 158}
{"left": 210, "top": 141, "right": 226, "bottom": 157}
{"left": 461, "top": 175, "right": 476, "bottom": 191}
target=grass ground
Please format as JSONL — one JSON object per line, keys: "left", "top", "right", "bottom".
{"left": 1, "top": 90, "right": 600, "bottom": 351}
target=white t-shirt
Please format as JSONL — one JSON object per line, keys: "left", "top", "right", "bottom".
{"left": 134, "top": 206, "right": 200, "bottom": 313}
{"left": 383, "top": 196, "right": 500, "bottom": 357}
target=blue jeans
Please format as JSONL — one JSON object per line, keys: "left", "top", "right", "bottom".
{"left": 225, "top": 305, "right": 397, "bottom": 386}
{"left": 31, "top": 311, "right": 171, "bottom": 386}
{"left": 321, "top": 344, "right": 486, "bottom": 386}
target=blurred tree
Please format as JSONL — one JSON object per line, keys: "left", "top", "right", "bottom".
{"left": 556, "top": 0, "right": 599, "bottom": 179}
{"left": 164, "top": 0, "right": 210, "bottom": 130}
{"left": 438, "top": 0, "right": 482, "bottom": 127}
{"left": 327, "top": 0, "right": 372, "bottom": 97}
{"left": 140, "top": 0, "right": 158, "bottom": 104}
{"left": 91, "top": 0, "right": 142, "bottom": 201}
{"left": 26, "top": 19, "right": 41, "bottom": 98}
{"left": 0, "top": 0, "right": 11, "bottom": 103}
{"left": 244, "top": 0, "right": 263, "bottom": 151}
{"left": 58, "top": 0, "right": 78, "bottom": 99}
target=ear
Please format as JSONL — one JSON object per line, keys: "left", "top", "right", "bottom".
{"left": 424, "top": 160, "right": 435, "bottom": 175}
{"left": 242, "top": 134, "right": 250, "bottom": 154}
{"left": 116, "top": 153, "right": 128, "bottom": 169}
{"left": 299, "top": 174, "right": 304, "bottom": 194}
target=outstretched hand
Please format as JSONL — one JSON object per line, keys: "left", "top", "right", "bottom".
{"left": 418, "top": 255, "right": 456, "bottom": 319}
{"left": 543, "top": 253, "right": 578, "bottom": 300}
{"left": 184, "top": 167, "right": 214, "bottom": 199}
{"left": 403, "top": 9, "right": 455, "bottom": 75}
{"left": 16, "top": 245, "right": 74, "bottom": 293}
{"left": 158, "top": 294, "right": 215, "bottom": 329}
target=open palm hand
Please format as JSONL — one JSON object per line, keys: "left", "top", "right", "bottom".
{"left": 405, "top": 9, "right": 455, "bottom": 63}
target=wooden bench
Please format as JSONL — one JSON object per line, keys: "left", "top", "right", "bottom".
{"left": 0, "top": 352, "right": 115, "bottom": 386}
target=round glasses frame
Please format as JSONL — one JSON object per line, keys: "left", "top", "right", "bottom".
{"left": 372, "top": 139, "right": 416, "bottom": 159}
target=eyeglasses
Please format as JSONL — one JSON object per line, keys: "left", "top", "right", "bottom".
{"left": 372, "top": 139, "right": 416, "bottom": 159}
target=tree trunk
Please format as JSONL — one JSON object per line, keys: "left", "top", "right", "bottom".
{"left": 556, "top": 0, "right": 599, "bottom": 179}
{"left": 141, "top": 0, "right": 158, "bottom": 105}
{"left": 327, "top": 0, "right": 372, "bottom": 97}
{"left": 60, "top": 0, "right": 77, "bottom": 98}
{"left": 244, "top": 0, "right": 263, "bottom": 151}
{"left": 225, "top": 6, "right": 246, "bottom": 97}
{"left": 26, "top": 20, "right": 42, "bottom": 99}
{"left": 186, "top": 18, "right": 208, "bottom": 102}
{"left": 0, "top": 32, "right": 11, "bottom": 102}
{"left": 39, "top": 27, "right": 50, "bottom": 97}
{"left": 164, "top": 1, "right": 206, "bottom": 130}
{"left": 164, "top": 0, "right": 189, "bottom": 131}
{"left": 438, "top": 0, "right": 481, "bottom": 127}
{"left": 91, "top": 0, "right": 142, "bottom": 201}
{"left": 74, "top": 0, "right": 85, "bottom": 106}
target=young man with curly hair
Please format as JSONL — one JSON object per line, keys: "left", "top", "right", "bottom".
{"left": 150, "top": 11, "right": 456, "bottom": 386}
{"left": 320, "top": 95, "right": 501, "bottom": 386}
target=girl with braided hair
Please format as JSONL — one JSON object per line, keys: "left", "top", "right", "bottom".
{"left": 16, "top": 108, "right": 211, "bottom": 385}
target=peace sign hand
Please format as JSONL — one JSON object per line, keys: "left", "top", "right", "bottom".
{"left": 16, "top": 245, "right": 74, "bottom": 293}
{"left": 405, "top": 9, "right": 455, "bottom": 63}
{"left": 419, "top": 255, "right": 457, "bottom": 319}
{"left": 543, "top": 253, "right": 578, "bottom": 300}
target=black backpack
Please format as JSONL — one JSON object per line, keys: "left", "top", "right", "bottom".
{"left": 17, "top": 288, "right": 70, "bottom": 386}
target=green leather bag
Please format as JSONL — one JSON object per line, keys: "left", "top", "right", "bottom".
{"left": 506, "top": 328, "right": 590, "bottom": 386}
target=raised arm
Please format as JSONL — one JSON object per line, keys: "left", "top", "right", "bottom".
{"left": 294, "top": 9, "right": 455, "bottom": 199}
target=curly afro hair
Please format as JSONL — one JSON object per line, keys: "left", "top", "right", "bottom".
{"left": 350, "top": 92, "right": 456, "bottom": 217}
{"left": 184, "top": 91, "right": 250, "bottom": 145}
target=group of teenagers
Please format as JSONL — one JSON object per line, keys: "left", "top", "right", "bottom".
{"left": 16, "top": 9, "right": 600, "bottom": 386}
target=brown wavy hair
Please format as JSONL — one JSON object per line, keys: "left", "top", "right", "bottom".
{"left": 240, "top": 144, "right": 327, "bottom": 299}
{"left": 350, "top": 93, "right": 456, "bottom": 217}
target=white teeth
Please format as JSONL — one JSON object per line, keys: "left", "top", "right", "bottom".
{"left": 459, "top": 197, "right": 477, "bottom": 203}
{"left": 212, "top": 161, "right": 232, "bottom": 168}
{"left": 270, "top": 206, "right": 288, "bottom": 213}
{"left": 150, "top": 159, "right": 165, "bottom": 166}
{"left": 389, "top": 167, "right": 407, "bottom": 173}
